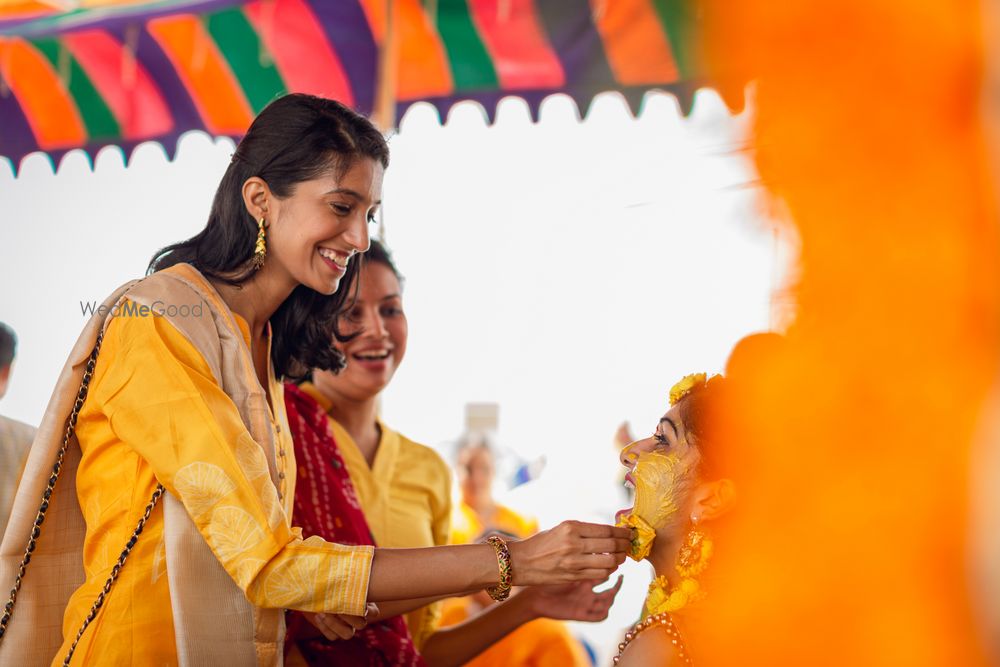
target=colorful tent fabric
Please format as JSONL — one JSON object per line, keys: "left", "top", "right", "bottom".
{"left": 0, "top": 0, "right": 743, "bottom": 167}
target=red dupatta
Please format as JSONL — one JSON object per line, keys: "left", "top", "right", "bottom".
{"left": 284, "top": 382, "right": 425, "bottom": 667}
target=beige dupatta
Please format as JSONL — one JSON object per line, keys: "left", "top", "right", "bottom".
{"left": 0, "top": 263, "right": 285, "bottom": 666}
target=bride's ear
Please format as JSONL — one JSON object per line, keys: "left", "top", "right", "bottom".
{"left": 692, "top": 478, "right": 736, "bottom": 521}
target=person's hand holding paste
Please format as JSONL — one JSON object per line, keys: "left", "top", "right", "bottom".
{"left": 307, "top": 522, "right": 629, "bottom": 641}
{"left": 507, "top": 520, "right": 631, "bottom": 585}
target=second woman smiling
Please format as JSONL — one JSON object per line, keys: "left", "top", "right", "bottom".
{"left": 286, "top": 240, "right": 623, "bottom": 665}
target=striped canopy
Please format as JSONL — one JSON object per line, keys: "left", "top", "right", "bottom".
{"left": 0, "top": 0, "right": 743, "bottom": 167}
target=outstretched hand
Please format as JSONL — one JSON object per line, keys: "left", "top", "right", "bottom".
{"left": 509, "top": 520, "right": 631, "bottom": 586}
{"left": 522, "top": 575, "right": 624, "bottom": 623}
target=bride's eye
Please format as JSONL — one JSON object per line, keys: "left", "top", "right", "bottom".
{"left": 653, "top": 432, "right": 669, "bottom": 446}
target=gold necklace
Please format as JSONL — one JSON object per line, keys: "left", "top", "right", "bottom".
{"left": 613, "top": 612, "right": 692, "bottom": 665}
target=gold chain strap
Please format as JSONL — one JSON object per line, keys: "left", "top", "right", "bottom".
{"left": 0, "top": 326, "right": 167, "bottom": 665}
{"left": 0, "top": 329, "right": 106, "bottom": 642}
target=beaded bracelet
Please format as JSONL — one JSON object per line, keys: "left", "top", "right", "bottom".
{"left": 486, "top": 535, "right": 513, "bottom": 602}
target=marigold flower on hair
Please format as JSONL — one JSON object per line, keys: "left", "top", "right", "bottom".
{"left": 669, "top": 373, "right": 707, "bottom": 405}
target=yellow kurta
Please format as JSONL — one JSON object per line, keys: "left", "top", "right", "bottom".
{"left": 59, "top": 303, "right": 373, "bottom": 665}
{"left": 298, "top": 383, "right": 452, "bottom": 649}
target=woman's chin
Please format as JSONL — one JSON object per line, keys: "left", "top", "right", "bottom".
{"left": 304, "top": 275, "right": 342, "bottom": 296}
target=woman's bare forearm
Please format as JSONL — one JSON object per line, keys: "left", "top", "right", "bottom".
{"left": 370, "top": 589, "right": 482, "bottom": 620}
{"left": 363, "top": 521, "right": 631, "bottom": 606}
{"left": 366, "top": 544, "right": 497, "bottom": 602}
{"left": 419, "top": 593, "right": 537, "bottom": 667}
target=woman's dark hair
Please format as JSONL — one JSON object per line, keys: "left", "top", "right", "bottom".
{"left": 149, "top": 94, "right": 389, "bottom": 381}
{"left": 676, "top": 375, "right": 730, "bottom": 480}
{"left": 362, "top": 238, "right": 404, "bottom": 287}
{"left": 0, "top": 322, "right": 16, "bottom": 369}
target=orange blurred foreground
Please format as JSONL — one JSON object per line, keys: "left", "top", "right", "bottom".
{"left": 698, "top": 0, "right": 1000, "bottom": 664}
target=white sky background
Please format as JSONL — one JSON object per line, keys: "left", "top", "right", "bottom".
{"left": 0, "top": 89, "right": 789, "bottom": 662}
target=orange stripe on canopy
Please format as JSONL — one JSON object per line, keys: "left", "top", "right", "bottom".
{"left": 394, "top": 0, "right": 452, "bottom": 100}
{"left": 146, "top": 14, "right": 252, "bottom": 134}
{"left": 0, "top": 3, "right": 56, "bottom": 21}
{"left": 0, "top": 37, "right": 86, "bottom": 148}
{"left": 591, "top": 0, "right": 678, "bottom": 85}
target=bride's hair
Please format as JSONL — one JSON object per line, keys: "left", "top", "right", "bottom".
{"left": 362, "top": 239, "right": 404, "bottom": 286}
{"left": 675, "top": 375, "right": 730, "bottom": 479}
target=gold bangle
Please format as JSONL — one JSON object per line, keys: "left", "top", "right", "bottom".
{"left": 486, "top": 535, "right": 513, "bottom": 602}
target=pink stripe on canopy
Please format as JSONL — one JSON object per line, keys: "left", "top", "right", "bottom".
{"left": 244, "top": 0, "right": 355, "bottom": 106}
{"left": 64, "top": 30, "right": 174, "bottom": 139}
{"left": 468, "top": 0, "right": 564, "bottom": 89}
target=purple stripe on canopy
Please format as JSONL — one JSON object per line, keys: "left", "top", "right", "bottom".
{"left": 107, "top": 25, "right": 205, "bottom": 139}
{"left": 534, "top": 0, "right": 615, "bottom": 87}
{"left": 304, "top": 0, "right": 378, "bottom": 115}
{"left": 397, "top": 81, "right": 701, "bottom": 127}
{"left": 0, "top": 89, "right": 39, "bottom": 166}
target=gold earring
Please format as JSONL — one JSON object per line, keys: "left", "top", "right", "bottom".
{"left": 676, "top": 515, "right": 713, "bottom": 579}
{"left": 252, "top": 217, "right": 267, "bottom": 270}
{"left": 643, "top": 515, "right": 712, "bottom": 617}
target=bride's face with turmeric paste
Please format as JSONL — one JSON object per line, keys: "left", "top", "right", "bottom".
{"left": 617, "top": 405, "right": 701, "bottom": 537}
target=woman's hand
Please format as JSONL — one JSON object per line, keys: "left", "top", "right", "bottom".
{"left": 304, "top": 603, "right": 378, "bottom": 641}
{"left": 521, "top": 575, "right": 624, "bottom": 623}
{"left": 507, "top": 520, "right": 631, "bottom": 586}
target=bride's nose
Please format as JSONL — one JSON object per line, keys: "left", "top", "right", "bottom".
{"left": 619, "top": 440, "right": 641, "bottom": 467}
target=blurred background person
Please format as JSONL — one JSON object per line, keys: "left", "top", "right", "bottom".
{"left": 287, "top": 240, "right": 621, "bottom": 665}
{"left": 451, "top": 434, "right": 538, "bottom": 544}
{"left": 442, "top": 434, "right": 594, "bottom": 666}
{"left": 0, "top": 322, "right": 34, "bottom": 539}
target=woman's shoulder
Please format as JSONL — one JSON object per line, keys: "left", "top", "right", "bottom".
{"left": 388, "top": 428, "right": 451, "bottom": 474}
{"left": 96, "top": 266, "right": 211, "bottom": 334}
{"left": 124, "top": 264, "right": 212, "bottom": 310}
{"left": 104, "top": 264, "right": 234, "bottom": 370}
{"left": 617, "top": 619, "right": 691, "bottom": 666}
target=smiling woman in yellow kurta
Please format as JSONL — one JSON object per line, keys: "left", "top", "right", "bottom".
{"left": 296, "top": 382, "right": 452, "bottom": 649}
{"left": 290, "top": 240, "right": 626, "bottom": 667}
{"left": 60, "top": 295, "right": 374, "bottom": 664}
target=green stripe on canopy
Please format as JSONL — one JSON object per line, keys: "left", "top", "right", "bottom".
{"left": 433, "top": 0, "right": 498, "bottom": 91}
{"left": 650, "top": 0, "right": 697, "bottom": 79}
{"left": 205, "top": 8, "right": 286, "bottom": 114}
{"left": 33, "top": 37, "right": 120, "bottom": 140}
